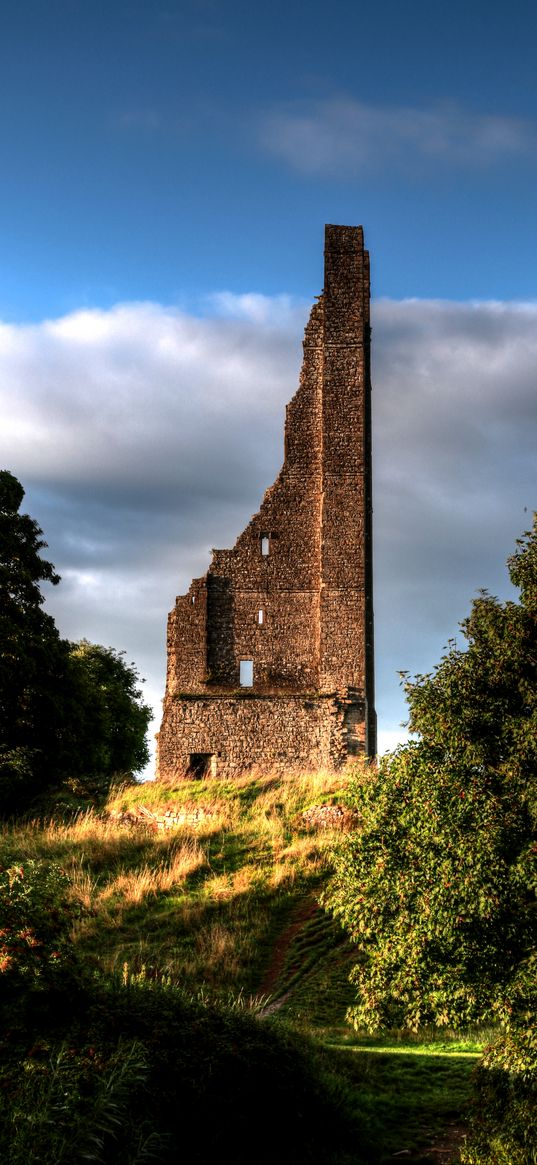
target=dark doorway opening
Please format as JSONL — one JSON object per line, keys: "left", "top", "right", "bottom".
{"left": 187, "top": 753, "right": 214, "bottom": 779}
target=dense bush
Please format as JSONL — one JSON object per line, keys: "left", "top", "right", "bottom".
{"left": 0, "top": 860, "right": 84, "bottom": 1022}
{"left": 325, "top": 745, "right": 532, "bottom": 1032}
{"left": 462, "top": 1025, "right": 536, "bottom": 1164}
{"left": 60, "top": 640, "right": 151, "bottom": 792}
{"left": 460, "top": 952, "right": 537, "bottom": 1164}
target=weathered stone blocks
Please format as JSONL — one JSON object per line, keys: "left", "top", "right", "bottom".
{"left": 156, "top": 224, "right": 375, "bottom": 781}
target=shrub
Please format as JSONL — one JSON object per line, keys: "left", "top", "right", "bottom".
{"left": 0, "top": 859, "right": 83, "bottom": 1020}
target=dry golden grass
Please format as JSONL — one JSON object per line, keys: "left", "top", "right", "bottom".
{"left": 1, "top": 764, "right": 366, "bottom": 998}
{"left": 68, "top": 839, "right": 206, "bottom": 913}
{"left": 112, "top": 842, "right": 205, "bottom": 900}
{"left": 0, "top": 810, "right": 131, "bottom": 865}
{"left": 194, "top": 921, "right": 242, "bottom": 972}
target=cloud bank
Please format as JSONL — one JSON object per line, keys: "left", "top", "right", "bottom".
{"left": 2, "top": 295, "right": 536, "bottom": 768}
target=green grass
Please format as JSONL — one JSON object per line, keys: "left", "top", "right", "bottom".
{"left": 0, "top": 769, "right": 349, "bottom": 1002}
{"left": 322, "top": 1038, "right": 478, "bottom": 1161}
{"left": 0, "top": 766, "right": 488, "bottom": 1163}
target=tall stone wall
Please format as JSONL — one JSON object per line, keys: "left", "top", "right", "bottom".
{"left": 156, "top": 224, "right": 375, "bottom": 782}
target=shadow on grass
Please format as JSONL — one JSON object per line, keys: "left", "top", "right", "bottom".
{"left": 321, "top": 1041, "right": 479, "bottom": 1162}
{"left": 72, "top": 851, "right": 322, "bottom": 1000}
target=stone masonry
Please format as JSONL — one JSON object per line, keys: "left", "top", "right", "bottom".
{"left": 156, "top": 224, "right": 376, "bottom": 781}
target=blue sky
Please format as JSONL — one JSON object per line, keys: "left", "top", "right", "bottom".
{"left": 3, "top": 0, "right": 537, "bottom": 317}
{"left": 1, "top": 0, "right": 536, "bottom": 769}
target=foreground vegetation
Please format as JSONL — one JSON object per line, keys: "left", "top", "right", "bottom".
{"left": 2, "top": 769, "right": 349, "bottom": 1002}
{"left": 324, "top": 520, "right": 537, "bottom": 1165}
{"left": 2, "top": 772, "right": 482, "bottom": 1164}
{"left": 1, "top": 480, "right": 535, "bottom": 1161}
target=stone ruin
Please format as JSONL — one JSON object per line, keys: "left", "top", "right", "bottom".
{"left": 156, "top": 224, "right": 376, "bottom": 781}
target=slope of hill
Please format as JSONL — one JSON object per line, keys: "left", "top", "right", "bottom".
{"left": 4, "top": 768, "right": 354, "bottom": 1017}
{"left": 0, "top": 767, "right": 480, "bottom": 1164}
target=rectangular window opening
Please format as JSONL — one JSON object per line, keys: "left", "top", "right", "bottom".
{"left": 257, "top": 609, "right": 265, "bottom": 626}
{"left": 240, "top": 660, "right": 254, "bottom": 687}
{"left": 260, "top": 536, "right": 270, "bottom": 556}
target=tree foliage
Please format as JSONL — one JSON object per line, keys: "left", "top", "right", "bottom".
{"left": 0, "top": 471, "right": 152, "bottom": 811}
{"left": 325, "top": 518, "right": 536, "bottom": 1035}
{"left": 65, "top": 640, "right": 151, "bottom": 783}
{"left": 0, "top": 470, "right": 70, "bottom": 806}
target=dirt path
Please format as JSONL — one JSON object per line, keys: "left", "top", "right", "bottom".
{"left": 257, "top": 896, "right": 319, "bottom": 1014}
{"left": 417, "top": 1122, "right": 467, "bottom": 1163}
{"left": 258, "top": 898, "right": 468, "bottom": 1163}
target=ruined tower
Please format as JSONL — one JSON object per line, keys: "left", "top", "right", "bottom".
{"left": 156, "top": 224, "right": 375, "bottom": 781}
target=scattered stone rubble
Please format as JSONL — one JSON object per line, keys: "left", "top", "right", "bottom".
{"left": 107, "top": 801, "right": 358, "bottom": 833}
{"left": 107, "top": 803, "right": 219, "bottom": 831}
{"left": 300, "top": 804, "right": 359, "bottom": 831}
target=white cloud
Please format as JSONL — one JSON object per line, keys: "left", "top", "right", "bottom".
{"left": 1, "top": 294, "right": 536, "bottom": 775}
{"left": 258, "top": 98, "right": 537, "bottom": 176}
{"left": 207, "top": 291, "right": 303, "bottom": 327}
{"left": 2, "top": 300, "right": 306, "bottom": 493}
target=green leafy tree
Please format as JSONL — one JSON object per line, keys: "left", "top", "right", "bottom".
{"left": 325, "top": 519, "right": 537, "bottom": 1163}
{"left": 325, "top": 518, "right": 536, "bottom": 1035}
{"left": 64, "top": 640, "right": 152, "bottom": 788}
{"left": 0, "top": 471, "right": 70, "bottom": 807}
{"left": 0, "top": 472, "right": 152, "bottom": 811}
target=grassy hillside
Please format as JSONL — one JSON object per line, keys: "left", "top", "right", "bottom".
{"left": 4, "top": 768, "right": 355, "bottom": 1017}
{"left": 0, "top": 767, "right": 483, "bottom": 1163}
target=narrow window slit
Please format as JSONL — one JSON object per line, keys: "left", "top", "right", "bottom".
{"left": 240, "top": 660, "right": 254, "bottom": 687}
{"left": 261, "top": 536, "right": 270, "bottom": 556}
